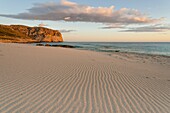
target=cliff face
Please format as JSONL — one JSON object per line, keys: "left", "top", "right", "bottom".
{"left": 10, "top": 25, "right": 63, "bottom": 42}
{"left": 0, "top": 24, "right": 63, "bottom": 43}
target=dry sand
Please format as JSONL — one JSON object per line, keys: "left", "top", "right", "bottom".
{"left": 0, "top": 43, "right": 170, "bottom": 113}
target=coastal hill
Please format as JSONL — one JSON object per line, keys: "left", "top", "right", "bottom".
{"left": 0, "top": 24, "right": 63, "bottom": 43}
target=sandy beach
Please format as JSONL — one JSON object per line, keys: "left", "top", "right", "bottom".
{"left": 0, "top": 43, "right": 170, "bottom": 113}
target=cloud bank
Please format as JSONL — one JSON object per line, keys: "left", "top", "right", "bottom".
{"left": 1, "top": 0, "right": 168, "bottom": 32}
{"left": 0, "top": 0, "right": 162, "bottom": 25}
{"left": 59, "top": 29, "right": 76, "bottom": 33}
{"left": 120, "top": 24, "right": 170, "bottom": 32}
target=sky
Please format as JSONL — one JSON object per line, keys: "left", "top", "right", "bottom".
{"left": 0, "top": 0, "right": 170, "bottom": 42}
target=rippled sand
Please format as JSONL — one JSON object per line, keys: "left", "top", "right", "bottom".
{"left": 0, "top": 43, "right": 170, "bottom": 113}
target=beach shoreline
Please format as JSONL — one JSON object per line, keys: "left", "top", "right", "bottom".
{"left": 35, "top": 42, "right": 170, "bottom": 66}
{"left": 0, "top": 43, "right": 170, "bottom": 113}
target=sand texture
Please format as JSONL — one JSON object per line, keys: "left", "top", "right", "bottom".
{"left": 0, "top": 43, "right": 170, "bottom": 113}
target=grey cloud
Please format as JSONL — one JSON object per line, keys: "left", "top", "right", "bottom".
{"left": 0, "top": 0, "right": 162, "bottom": 25}
{"left": 60, "top": 29, "right": 76, "bottom": 33}
{"left": 101, "top": 26, "right": 124, "bottom": 29}
{"left": 120, "top": 24, "right": 170, "bottom": 32}
{"left": 100, "top": 24, "right": 127, "bottom": 29}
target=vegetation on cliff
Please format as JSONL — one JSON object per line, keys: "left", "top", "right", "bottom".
{"left": 0, "top": 24, "right": 63, "bottom": 43}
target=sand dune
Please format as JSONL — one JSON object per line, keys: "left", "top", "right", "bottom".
{"left": 0, "top": 43, "right": 170, "bottom": 113}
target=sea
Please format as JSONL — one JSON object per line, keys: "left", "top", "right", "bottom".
{"left": 35, "top": 42, "right": 170, "bottom": 57}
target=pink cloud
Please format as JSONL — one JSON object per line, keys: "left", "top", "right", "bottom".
{"left": 0, "top": 0, "right": 163, "bottom": 25}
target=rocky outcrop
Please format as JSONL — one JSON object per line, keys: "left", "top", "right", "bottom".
{"left": 0, "top": 24, "right": 63, "bottom": 43}
{"left": 10, "top": 25, "right": 63, "bottom": 42}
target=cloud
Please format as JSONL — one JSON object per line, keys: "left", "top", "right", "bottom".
{"left": 38, "top": 23, "right": 48, "bottom": 27}
{"left": 59, "top": 29, "right": 76, "bottom": 33}
{"left": 100, "top": 22, "right": 170, "bottom": 33}
{"left": 0, "top": 0, "right": 162, "bottom": 25}
{"left": 100, "top": 23, "right": 127, "bottom": 29}
{"left": 120, "top": 24, "right": 170, "bottom": 32}
{"left": 61, "top": 0, "right": 77, "bottom": 6}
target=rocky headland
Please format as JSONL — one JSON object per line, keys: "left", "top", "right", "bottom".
{"left": 0, "top": 24, "right": 63, "bottom": 43}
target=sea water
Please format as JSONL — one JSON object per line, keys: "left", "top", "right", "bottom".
{"left": 37, "top": 42, "right": 170, "bottom": 57}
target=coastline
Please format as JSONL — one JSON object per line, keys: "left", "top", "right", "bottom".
{"left": 34, "top": 42, "right": 170, "bottom": 57}
{"left": 35, "top": 42, "right": 170, "bottom": 66}
{"left": 0, "top": 43, "right": 170, "bottom": 112}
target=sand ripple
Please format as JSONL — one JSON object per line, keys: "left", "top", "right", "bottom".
{"left": 0, "top": 44, "right": 170, "bottom": 113}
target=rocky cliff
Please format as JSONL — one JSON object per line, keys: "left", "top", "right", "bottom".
{"left": 0, "top": 24, "right": 63, "bottom": 43}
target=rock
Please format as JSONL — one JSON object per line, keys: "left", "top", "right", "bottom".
{"left": 36, "top": 44, "right": 75, "bottom": 48}
{"left": 115, "top": 50, "right": 120, "bottom": 52}
{"left": 36, "top": 44, "right": 44, "bottom": 46}
{"left": 52, "top": 45, "right": 75, "bottom": 48}
{"left": 45, "top": 44, "right": 51, "bottom": 46}
{"left": 0, "top": 24, "right": 63, "bottom": 43}
{"left": 10, "top": 25, "right": 63, "bottom": 42}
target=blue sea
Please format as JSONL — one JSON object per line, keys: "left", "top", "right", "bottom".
{"left": 36, "top": 42, "right": 170, "bottom": 57}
